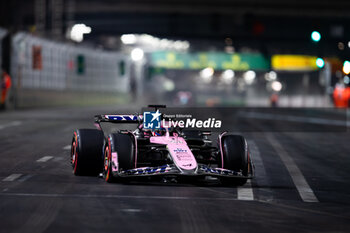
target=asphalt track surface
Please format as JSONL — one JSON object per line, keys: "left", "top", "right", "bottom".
{"left": 0, "top": 105, "right": 350, "bottom": 233}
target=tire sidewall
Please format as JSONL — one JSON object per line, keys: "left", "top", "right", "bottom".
{"left": 220, "top": 134, "right": 248, "bottom": 174}
{"left": 110, "top": 133, "right": 135, "bottom": 171}
{"left": 71, "top": 129, "right": 104, "bottom": 176}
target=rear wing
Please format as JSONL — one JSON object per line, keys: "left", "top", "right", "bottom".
{"left": 94, "top": 114, "right": 142, "bottom": 124}
{"left": 94, "top": 105, "right": 167, "bottom": 128}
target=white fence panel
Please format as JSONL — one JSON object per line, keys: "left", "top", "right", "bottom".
{"left": 11, "top": 33, "right": 130, "bottom": 93}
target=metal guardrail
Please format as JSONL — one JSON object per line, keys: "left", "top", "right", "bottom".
{"left": 11, "top": 33, "right": 130, "bottom": 93}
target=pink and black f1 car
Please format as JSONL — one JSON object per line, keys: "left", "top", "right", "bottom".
{"left": 71, "top": 105, "right": 254, "bottom": 185}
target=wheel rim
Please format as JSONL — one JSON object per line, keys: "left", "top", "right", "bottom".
{"left": 71, "top": 141, "right": 76, "bottom": 165}
{"left": 71, "top": 141, "right": 78, "bottom": 173}
{"left": 104, "top": 146, "right": 111, "bottom": 181}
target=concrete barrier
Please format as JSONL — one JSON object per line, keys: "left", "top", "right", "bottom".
{"left": 10, "top": 89, "right": 131, "bottom": 109}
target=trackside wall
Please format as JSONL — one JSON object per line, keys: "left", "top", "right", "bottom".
{"left": 10, "top": 33, "right": 131, "bottom": 108}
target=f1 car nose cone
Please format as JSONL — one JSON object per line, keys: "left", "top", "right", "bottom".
{"left": 168, "top": 143, "right": 198, "bottom": 171}
{"left": 150, "top": 136, "right": 198, "bottom": 171}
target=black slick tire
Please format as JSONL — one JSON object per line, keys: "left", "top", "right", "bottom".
{"left": 71, "top": 129, "right": 104, "bottom": 176}
{"left": 219, "top": 134, "right": 249, "bottom": 186}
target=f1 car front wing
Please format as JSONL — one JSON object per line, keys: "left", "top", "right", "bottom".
{"left": 117, "top": 164, "right": 254, "bottom": 179}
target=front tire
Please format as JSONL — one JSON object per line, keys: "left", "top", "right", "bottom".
{"left": 219, "top": 134, "right": 249, "bottom": 186}
{"left": 103, "top": 143, "right": 114, "bottom": 182}
{"left": 71, "top": 129, "right": 104, "bottom": 176}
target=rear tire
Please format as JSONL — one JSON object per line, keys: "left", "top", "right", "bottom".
{"left": 103, "top": 133, "right": 135, "bottom": 182}
{"left": 71, "top": 129, "right": 104, "bottom": 176}
{"left": 219, "top": 134, "right": 249, "bottom": 186}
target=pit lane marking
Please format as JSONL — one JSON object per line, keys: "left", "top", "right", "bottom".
{"left": 266, "top": 133, "right": 319, "bottom": 203}
{"left": 36, "top": 156, "right": 54, "bottom": 163}
{"left": 237, "top": 180, "right": 254, "bottom": 201}
{"left": 0, "top": 121, "right": 22, "bottom": 130}
{"left": 2, "top": 174, "right": 22, "bottom": 182}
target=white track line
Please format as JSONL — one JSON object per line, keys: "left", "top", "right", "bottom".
{"left": 237, "top": 180, "right": 254, "bottom": 201}
{"left": 0, "top": 121, "right": 22, "bottom": 130}
{"left": 62, "top": 145, "right": 71, "bottom": 150}
{"left": 248, "top": 139, "right": 274, "bottom": 201}
{"left": 248, "top": 140, "right": 269, "bottom": 184}
{"left": 266, "top": 133, "right": 318, "bottom": 203}
{"left": 36, "top": 156, "right": 54, "bottom": 163}
{"left": 2, "top": 174, "right": 22, "bottom": 182}
{"left": 18, "top": 174, "right": 33, "bottom": 182}
{"left": 53, "top": 157, "right": 64, "bottom": 162}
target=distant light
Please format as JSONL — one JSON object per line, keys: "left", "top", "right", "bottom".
{"left": 343, "top": 61, "right": 350, "bottom": 74}
{"left": 344, "top": 76, "right": 350, "bottom": 84}
{"left": 131, "top": 48, "right": 144, "bottom": 61}
{"left": 200, "top": 67, "right": 214, "bottom": 83}
{"left": 221, "top": 69, "right": 235, "bottom": 84}
{"left": 140, "top": 34, "right": 156, "bottom": 45}
{"left": 174, "top": 41, "right": 184, "bottom": 50}
{"left": 348, "top": 41, "right": 350, "bottom": 48}
{"left": 121, "top": 34, "right": 137, "bottom": 44}
{"left": 182, "top": 41, "right": 190, "bottom": 50}
{"left": 160, "top": 39, "right": 170, "bottom": 49}
{"left": 271, "top": 81, "right": 283, "bottom": 92}
{"left": 164, "top": 79, "right": 175, "bottom": 91}
{"left": 121, "top": 34, "right": 190, "bottom": 51}
{"left": 70, "top": 24, "right": 91, "bottom": 42}
{"left": 269, "top": 71, "right": 277, "bottom": 80}
{"left": 316, "top": 58, "right": 325, "bottom": 68}
{"left": 311, "top": 31, "right": 321, "bottom": 42}
{"left": 138, "top": 34, "right": 189, "bottom": 50}
{"left": 244, "top": 70, "right": 256, "bottom": 85}
{"left": 224, "top": 46, "right": 235, "bottom": 54}
{"left": 265, "top": 71, "right": 277, "bottom": 81}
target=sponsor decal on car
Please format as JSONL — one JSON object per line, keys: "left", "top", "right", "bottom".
{"left": 199, "top": 165, "right": 242, "bottom": 176}
{"left": 122, "top": 165, "right": 171, "bottom": 175}
{"left": 111, "top": 152, "right": 118, "bottom": 172}
{"left": 173, "top": 148, "right": 193, "bottom": 161}
{"left": 182, "top": 163, "right": 193, "bottom": 167}
{"left": 173, "top": 148, "right": 187, "bottom": 153}
{"left": 105, "top": 115, "right": 139, "bottom": 121}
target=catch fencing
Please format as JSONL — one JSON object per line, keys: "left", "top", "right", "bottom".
{"left": 11, "top": 33, "right": 130, "bottom": 93}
